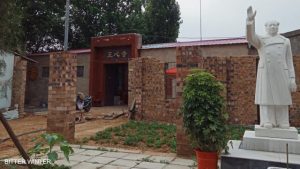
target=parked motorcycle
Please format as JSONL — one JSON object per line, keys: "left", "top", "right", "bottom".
{"left": 76, "top": 92, "right": 92, "bottom": 112}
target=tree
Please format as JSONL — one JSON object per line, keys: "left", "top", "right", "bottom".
{"left": 70, "top": 0, "right": 146, "bottom": 49}
{"left": 18, "top": 0, "right": 182, "bottom": 53}
{"left": 16, "top": 0, "right": 65, "bottom": 53}
{"left": 0, "top": 0, "right": 24, "bottom": 52}
{"left": 143, "top": 0, "right": 182, "bottom": 44}
{"left": 69, "top": 0, "right": 104, "bottom": 49}
{"left": 18, "top": 0, "right": 146, "bottom": 52}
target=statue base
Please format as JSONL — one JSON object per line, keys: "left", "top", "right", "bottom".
{"left": 255, "top": 125, "right": 298, "bottom": 139}
{"left": 221, "top": 140, "right": 300, "bottom": 169}
{"left": 240, "top": 130, "right": 300, "bottom": 154}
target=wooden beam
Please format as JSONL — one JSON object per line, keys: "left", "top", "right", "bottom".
{"left": 0, "top": 109, "right": 32, "bottom": 169}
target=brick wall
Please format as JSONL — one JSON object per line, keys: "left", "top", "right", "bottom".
{"left": 175, "top": 46, "right": 300, "bottom": 156}
{"left": 12, "top": 56, "right": 27, "bottom": 116}
{"left": 128, "top": 57, "right": 178, "bottom": 123}
{"left": 225, "top": 56, "right": 258, "bottom": 124}
{"left": 47, "top": 52, "right": 77, "bottom": 142}
{"left": 128, "top": 47, "right": 300, "bottom": 156}
{"left": 290, "top": 57, "right": 300, "bottom": 125}
{"left": 175, "top": 47, "right": 300, "bottom": 126}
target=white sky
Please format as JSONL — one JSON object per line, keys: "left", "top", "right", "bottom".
{"left": 176, "top": 0, "right": 300, "bottom": 41}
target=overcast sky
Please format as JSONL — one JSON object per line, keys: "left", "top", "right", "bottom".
{"left": 176, "top": 0, "right": 300, "bottom": 42}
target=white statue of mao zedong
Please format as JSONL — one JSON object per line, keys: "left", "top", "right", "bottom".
{"left": 246, "top": 6, "right": 297, "bottom": 129}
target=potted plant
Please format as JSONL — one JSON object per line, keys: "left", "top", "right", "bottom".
{"left": 182, "top": 69, "right": 228, "bottom": 169}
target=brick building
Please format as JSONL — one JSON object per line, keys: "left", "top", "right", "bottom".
{"left": 25, "top": 49, "right": 90, "bottom": 108}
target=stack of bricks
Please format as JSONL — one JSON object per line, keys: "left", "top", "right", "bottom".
{"left": 12, "top": 56, "right": 27, "bottom": 116}
{"left": 47, "top": 52, "right": 77, "bottom": 142}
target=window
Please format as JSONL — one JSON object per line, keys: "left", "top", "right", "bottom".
{"left": 41, "top": 67, "right": 49, "bottom": 78}
{"left": 166, "top": 76, "right": 176, "bottom": 99}
{"left": 77, "top": 66, "right": 84, "bottom": 77}
{"left": 165, "top": 62, "right": 176, "bottom": 99}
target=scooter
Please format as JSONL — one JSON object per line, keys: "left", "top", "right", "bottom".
{"left": 76, "top": 92, "right": 92, "bottom": 112}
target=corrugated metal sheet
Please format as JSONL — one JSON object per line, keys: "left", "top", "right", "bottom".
{"left": 142, "top": 37, "right": 248, "bottom": 49}
{"left": 28, "top": 48, "right": 91, "bottom": 56}
{"left": 28, "top": 38, "right": 249, "bottom": 56}
{"left": 68, "top": 49, "right": 91, "bottom": 54}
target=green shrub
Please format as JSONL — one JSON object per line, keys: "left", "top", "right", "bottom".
{"left": 182, "top": 69, "right": 229, "bottom": 152}
{"left": 29, "top": 133, "right": 74, "bottom": 163}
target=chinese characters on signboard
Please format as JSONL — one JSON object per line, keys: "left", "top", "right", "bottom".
{"left": 103, "top": 47, "right": 131, "bottom": 61}
{"left": 0, "top": 52, "right": 14, "bottom": 109}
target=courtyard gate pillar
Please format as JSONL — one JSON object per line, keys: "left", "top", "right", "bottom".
{"left": 47, "top": 52, "right": 77, "bottom": 141}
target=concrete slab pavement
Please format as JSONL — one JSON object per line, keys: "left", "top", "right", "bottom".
{"left": 53, "top": 145, "right": 197, "bottom": 169}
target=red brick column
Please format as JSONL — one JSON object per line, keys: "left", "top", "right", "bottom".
{"left": 175, "top": 47, "right": 197, "bottom": 157}
{"left": 128, "top": 58, "right": 143, "bottom": 120}
{"left": 47, "top": 52, "right": 77, "bottom": 142}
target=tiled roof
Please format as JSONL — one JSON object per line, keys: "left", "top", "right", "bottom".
{"left": 142, "top": 37, "right": 248, "bottom": 49}
{"left": 282, "top": 29, "right": 300, "bottom": 37}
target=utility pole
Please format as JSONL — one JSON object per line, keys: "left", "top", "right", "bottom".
{"left": 64, "top": 0, "right": 70, "bottom": 51}
{"left": 200, "top": 0, "right": 202, "bottom": 41}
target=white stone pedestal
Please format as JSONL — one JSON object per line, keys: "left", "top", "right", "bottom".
{"left": 221, "top": 140, "right": 300, "bottom": 169}
{"left": 240, "top": 131, "right": 300, "bottom": 154}
{"left": 255, "top": 125, "right": 298, "bottom": 139}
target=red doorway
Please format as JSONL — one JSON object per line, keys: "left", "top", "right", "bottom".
{"left": 104, "top": 64, "right": 128, "bottom": 106}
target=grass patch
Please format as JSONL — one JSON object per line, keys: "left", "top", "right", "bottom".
{"left": 90, "top": 122, "right": 273, "bottom": 153}
{"left": 90, "top": 120, "right": 177, "bottom": 152}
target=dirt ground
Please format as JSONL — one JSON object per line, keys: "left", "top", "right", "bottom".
{"left": 0, "top": 106, "right": 128, "bottom": 159}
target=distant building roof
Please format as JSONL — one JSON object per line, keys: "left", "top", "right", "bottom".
{"left": 282, "top": 29, "right": 300, "bottom": 38}
{"left": 141, "top": 37, "right": 248, "bottom": 49}
{"left": 28, "top": 48, "right": 91, "bottom": 56}
{"left": 68, "top": 48, "right": 91, "bottom": 54}
{"left": 28, "top": 37, "right": 250, "bottom": 56}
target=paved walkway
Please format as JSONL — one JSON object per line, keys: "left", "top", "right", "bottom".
{"left": 53, "top": 145, "right": 197, "bottom": 169}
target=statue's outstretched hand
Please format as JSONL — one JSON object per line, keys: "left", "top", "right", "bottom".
{"left": 247, "top": 6, "right": 256, "bottom": 21}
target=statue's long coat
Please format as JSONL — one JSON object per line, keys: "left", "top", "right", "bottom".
{"left": 246, "top": 20, "right": 295, "bottom": 105}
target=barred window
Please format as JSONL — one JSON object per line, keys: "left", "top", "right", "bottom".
{"left": 41, "top": 66, "right": 49, "bottom": 78}
{"left": 77, "top": 66, "right": 84, "bottom": 77}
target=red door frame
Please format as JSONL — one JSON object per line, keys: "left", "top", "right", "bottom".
{"left": 89, "top": 34, "right": 142, "bottom": 106}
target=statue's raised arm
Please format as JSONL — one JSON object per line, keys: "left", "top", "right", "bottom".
{"left": 246, "top": 6, "right": 260, "bottom": 48}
